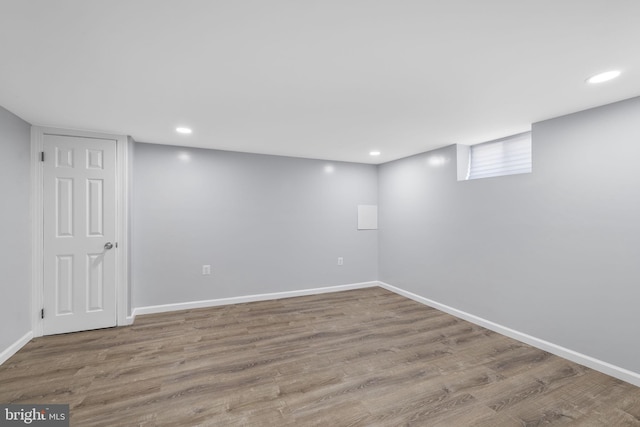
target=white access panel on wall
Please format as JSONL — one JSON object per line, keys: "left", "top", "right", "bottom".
{"left": 42, "top": 134, "right": 117, "bottom": 335}
{"left": 357, "top": 205, "right": 378, "bottom": 230}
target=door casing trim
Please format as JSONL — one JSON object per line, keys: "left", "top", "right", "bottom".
{"left": 31, "top": 126, "right": 130, "bottom": 336}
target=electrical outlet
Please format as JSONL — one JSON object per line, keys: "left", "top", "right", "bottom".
{"left": 202, "top": 265, "right": 211, "bottom": 275}
{"left": 337, "top": 257, "right": 344, "bottom": 266}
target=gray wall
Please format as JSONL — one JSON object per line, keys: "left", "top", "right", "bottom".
{"left": 133, "top": 143, "right": 378, "bottom": 307}
{"left": 0, "top": 106, "right": 31, "bottom": 353}
{"left": 379, "top": 96, "right": 640, "bottom": 373}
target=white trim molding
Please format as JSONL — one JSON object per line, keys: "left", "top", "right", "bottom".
{"left": 30, "top": 127, "right": 44, "bottom": 337}
{"left": 131, "top": 281, "right": 378, "bottom": 319}
{"left": 0, "top": 332, "right": 33, "bottom": 366}
{"left": 30, "top": 126, "right": 130, "bottom": 337}
{"left": 378, "top": 281, "right": 640, "bottom": 388}
{"left": 115, "top": 134, "right": 131, "bottom": 326}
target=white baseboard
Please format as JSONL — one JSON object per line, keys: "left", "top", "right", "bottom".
{"left": 378, "top": 281, "right": 640, "bottom": 388}
{"left": 131, "top": 281, "right": 379, "bottom": 320}
{"left": 0, "top": 331, "right": 33, "bottom": 366}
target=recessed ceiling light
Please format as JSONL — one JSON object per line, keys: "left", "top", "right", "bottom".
{"left": 176, "top": 127, "right": 192, "bottom": 134}
{"left": 587, "top": 70, "right": 621, "bottom": 84}
{"left": 369, "top": 151, "right": 381, "bottom": 156}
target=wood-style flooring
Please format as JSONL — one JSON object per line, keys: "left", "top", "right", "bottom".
{"left": 1, "top": 287, "right": 639, "bottom": 426}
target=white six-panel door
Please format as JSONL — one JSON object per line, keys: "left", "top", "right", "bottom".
{"left": 43, "top": 134, "right": 117, "bottom": 335}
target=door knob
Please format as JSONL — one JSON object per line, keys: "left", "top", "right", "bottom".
{"left": 104, "top": 242, "right": 114, "bottom": 250}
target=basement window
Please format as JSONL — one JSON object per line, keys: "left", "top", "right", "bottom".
{"left": 466, "top": 132, "right": 532, "bottom": 180}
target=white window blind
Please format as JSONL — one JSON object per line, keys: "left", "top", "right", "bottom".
{"left": 467, "top": 132, "right": 531, "bottom": 180}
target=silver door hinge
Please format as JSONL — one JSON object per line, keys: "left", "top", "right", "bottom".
{"left": 40, "top": 151, "right": 45, "bottom": 162}
{"left": 41, "top": 308, "right": 44, "bottom": 319}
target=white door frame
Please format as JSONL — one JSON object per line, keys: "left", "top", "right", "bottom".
{"left": 31, "top": 126, "right": 131, "bottom": 337}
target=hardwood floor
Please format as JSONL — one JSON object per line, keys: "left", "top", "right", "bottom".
{"left": 1, "top": 287, "right": 639, "bottom": 426}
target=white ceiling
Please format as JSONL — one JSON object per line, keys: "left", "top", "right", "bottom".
{"left": 1, "top": 1, "right": 639, "bottom": 164}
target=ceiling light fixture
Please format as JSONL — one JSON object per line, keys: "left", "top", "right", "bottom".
{"left": 369, "top": 151, "right": 381, "bottom": 156}
{"left": 586, "top": 70, "right": 621, "bottom": 84}
{"left": 176, "top": 127, "right": 192, "bottom": 134}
